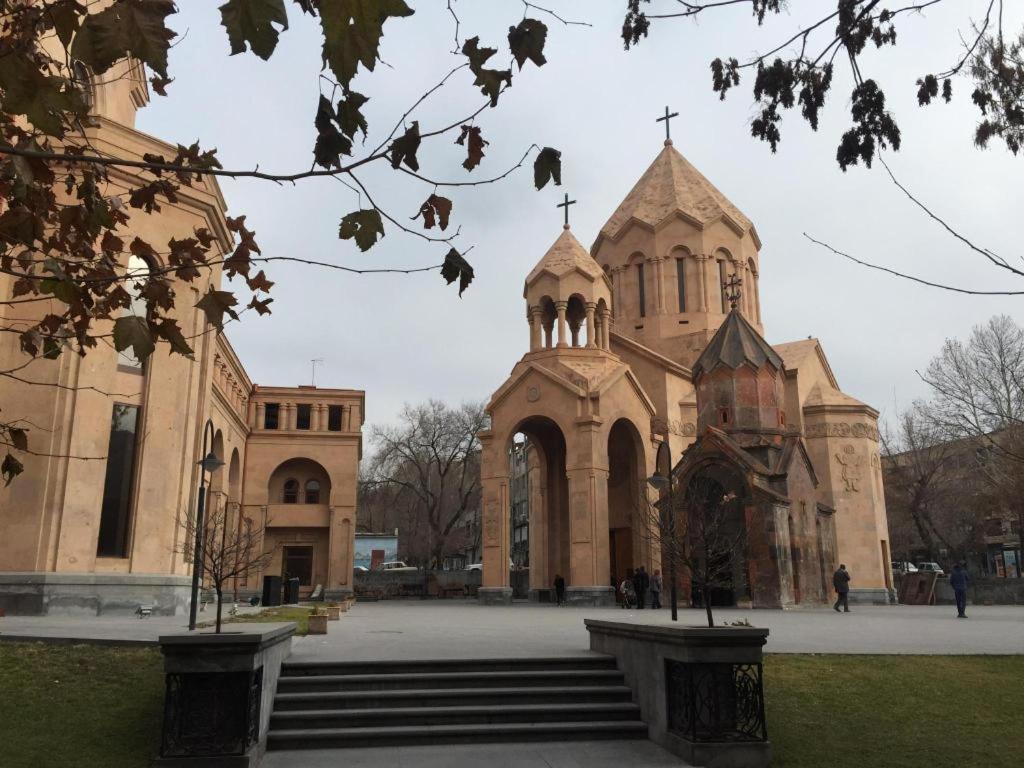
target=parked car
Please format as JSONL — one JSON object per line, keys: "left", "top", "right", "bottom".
{"left": 353, "top": 565, "right": 368, "bottom": 573}
{"left": 891, "top": 561, "right": 918, "bottom": 575}
{"left": 467, "top": 560, "right": 514, "bottom": 572}
{"left": 377, "top": 560, "right": 417, "bottom": 571}
{"left": 916, "top": 562, "right": 945, "bottom": 576}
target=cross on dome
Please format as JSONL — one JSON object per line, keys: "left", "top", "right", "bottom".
{"left": 723, "top": 273, "right": 743, "bottom": 310}
{"left": 656, "top": 105, "right": 679, "bottom": 144}
{"left": 556, "top": 192, "right": 577, "bottom": 229}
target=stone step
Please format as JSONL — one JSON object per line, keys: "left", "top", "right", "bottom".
{"left": 269, "top": 702, "right": 643, "bottom": 729}
{"left": 266, "top": 720, "right": 649, "bottom": 750}
{"left": 280, "top": 655, "right": 617, "bottom": 677}
{"left": 276, "top": 668, "right": 625, "bottom": 693}
{"left": 273, "top": 685, "right": 635, "bottom": 711}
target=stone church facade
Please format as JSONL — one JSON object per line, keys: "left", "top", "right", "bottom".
{"left": 0, "top": 63, "right": 362, "bottom": 615}
{"left": 479, "top": 139, "right": 893, "bottom": 607}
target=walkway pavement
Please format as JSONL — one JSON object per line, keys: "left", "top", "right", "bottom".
{"left": 289, "top": 600, "right": 1024, "bottom": 660}
{"left": 2, "top": 601, "right": 1022, "bottom": 655}
{"left": 262, "top": 740, "right": 686, "bottom": 768}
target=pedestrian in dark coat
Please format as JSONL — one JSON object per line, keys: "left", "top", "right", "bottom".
{"left": 650, "top": 570, "right": 663, "bottom": 609}
{"left": 949, "top": 562, "right": 969, "bottom": 618}
{"left": 633, "top": 566, "right": 650, "bottom": 609}
{"left": 553, "top": 574, "right": 566, "bottom": 606}
{"left": 833, "top": 564, "right": 851, "bottom": 613}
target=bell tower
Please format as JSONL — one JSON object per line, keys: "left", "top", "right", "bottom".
{"left": 591, "top": 129, "right": 763, "bottom": 369}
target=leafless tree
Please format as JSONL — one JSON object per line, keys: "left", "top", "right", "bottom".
{"left": 636, "top": 474, "right": 746, "bottom": 628}
{"left": 364, "top": 400, "right": 486, "bottom": 568}
{"left": 176, "top": 501, "right": 272, "bottom": 634}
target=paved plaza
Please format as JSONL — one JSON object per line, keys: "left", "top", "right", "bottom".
{"left": 1, "top": 600, "right": 1022, "bottom": 655}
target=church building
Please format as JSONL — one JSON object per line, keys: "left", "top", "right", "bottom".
{"left": 478, "top": 137, "right": 893, "bottom": 608}
{"left": 0, "top": 60, "right": 363, "bottom": 615}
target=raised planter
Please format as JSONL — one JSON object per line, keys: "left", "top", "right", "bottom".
{"left": 325, "top": 605, "right": 341, "bottom": 621}
{"left": 155, "top": 622, "right": 294, "bottom": 767}
{"left": 308, "top": 613, "right": 329, "bottom": 634}
{"left": 586, "top": 620, "right": 771, "bottom": 768}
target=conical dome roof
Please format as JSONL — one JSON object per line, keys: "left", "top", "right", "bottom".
{"left": 693, "top": 309, "right": 783, "bottom": 379}
{"left": 597, "top": 141, "right": 754, "bottom": 244}
{"left": 525, "top": 226, "right": 606, "bottom": 286}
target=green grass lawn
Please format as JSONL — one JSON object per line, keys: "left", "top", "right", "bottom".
{"left": 0, "top": 646, "right": 1020, "bottom": 768}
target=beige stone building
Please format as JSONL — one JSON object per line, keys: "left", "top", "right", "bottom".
{"left": 0, "top": 62, "right": 362, "bottom": 615}
{"left": 479, "top": 140, "right": 893, "bottom": 607}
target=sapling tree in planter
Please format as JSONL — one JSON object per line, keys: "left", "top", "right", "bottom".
{"left": 636, "top": 474, "right": 748, "bottom": 628}
{"left": 177, "top": 501, "right": 272, "bottom": 633}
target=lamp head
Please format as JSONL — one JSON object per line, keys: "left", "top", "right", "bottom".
{"left": 647, "top": 473, "right": 670, "bottom": 491}
{"left": 199, "top": 451, "right": 224, "bottom": 473}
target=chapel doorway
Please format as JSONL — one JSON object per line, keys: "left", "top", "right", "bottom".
{"left": 684, "top": 471, "right": 749, "bottom": 608}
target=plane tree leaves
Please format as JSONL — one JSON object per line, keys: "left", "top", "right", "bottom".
{"left": 462, "top": 37, "right": 512, "bottom": 107}
{"left": 441, "top": 248, "right": 474, "bottom": 297}
{"left": 113, "top": 315, "right": 156, "bottom": 361}
{"left": 455, "top": 125, "right": 488, "bottom": 170}
{"left": 318, "top": 0, "right": 415, "bottom": 88}
{"left": 195, "top": 289, "right": 241, "bottom": 331}
{"left": 339, "top": 209, "right": 385, "bottom": 251}
{"left": 533, "top": 146, "right": 562, "bottom": 190}
{"left": 413, "top": 194, "right": 452, "bottom": 231}
{"left": 313, "top": 91, "right": 369, "bottom": 169}
{"left": 2, "top": 453, "right": 24, "bottom": 487}
{"left": 388, "top": 121, "right": 421, "bottom": 171}
{"left": 72, "top": 0, "right": 178, "bottom": 78}
{"left": 508, "top": 19, "right": 547, "bottom": 70}
{"left": 219, "top": 0, "right": 289, "bottom": 60}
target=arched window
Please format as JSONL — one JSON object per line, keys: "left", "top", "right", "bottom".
{"left": 305, "top": 479, "right": 321, "bottom": 504}
{"left": 117, "top": 254, "right": 151, "bottom": 370}
{"left": 637, "top": 262, "right": 646, "bottom": 318}
{"left": 283, "top": 479, "right": 299, "bottom": 504}
{"left": 676, "top": 256, "right": 686, "bottom": 312}
{"left": 718, "top": 259, "right": 728, "bottom": 313}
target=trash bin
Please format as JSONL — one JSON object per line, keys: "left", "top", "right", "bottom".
{"left": 285, "top": 577, "right": 300, "bottom": 605}
{"left": 262, "top": 575, "right": 282, "bottom": 607}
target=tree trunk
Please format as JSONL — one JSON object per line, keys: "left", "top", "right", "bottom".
{"left": 705, "top": 596, "right": 714, "bottom": 628}
{"left": 215, "top": 586, "right": 223, "bottom": 634}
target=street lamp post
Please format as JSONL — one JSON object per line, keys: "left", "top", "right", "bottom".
{"left": 188, "top": 418, "right": 224, "bottom": 631}
{"left": 648, "top": 440, "right": 679, "bottom": 622}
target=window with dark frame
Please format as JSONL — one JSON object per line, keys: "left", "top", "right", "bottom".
{"left": 637, "top": 262, "right": 646, "bottom": 318}
{"left": 305, "top": 479, "right": 321, "bottom": 504}
{"left": 264, "top": 403, "right": 280, "bottom": 430}
{"left": 719, "top": 260, "right": 728, "bottom": 312}
{"left": 96, "top": 404, "right": 140, "bottom": 558}
{"left": 328, "top": 405, "right": 343, "bottom": 431}
{"left": 296, "top": 403, "right": 311, "bottom": 430}
{"left": 676, "top": 257, "right": 686, "bottom": 313}
{"left": 282, "top": 546, "right": 314, "bottom": 586}
{"left": 283, "top": 478, "right": 299, "bottom": 504}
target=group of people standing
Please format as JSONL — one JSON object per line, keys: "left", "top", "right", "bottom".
{"left": 617, "top": 566, "right": 663, "bottom": 609}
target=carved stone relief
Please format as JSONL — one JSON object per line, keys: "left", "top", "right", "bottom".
{"left": 805, "top": 422, "right": 879, "bottom": 442}
{"left": 484, "top": 499, "right": 499, "bottom": 546}
{"left": 834, "top": 444, "right": 864, "bottom": 493}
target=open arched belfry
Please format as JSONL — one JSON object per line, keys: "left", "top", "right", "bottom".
{"left": 479, "top": 137, "right": 894, "bottom": 607}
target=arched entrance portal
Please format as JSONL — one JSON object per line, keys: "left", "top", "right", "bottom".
{"left": 507, "top": 417, "right": 570, "bottom": 601}
{"left": 607, "top": 419, "right": 644, "bottom": 602}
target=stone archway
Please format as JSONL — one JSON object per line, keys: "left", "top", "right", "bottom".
{"left": 607, "top": 418, "right": 646, "bottom": 600}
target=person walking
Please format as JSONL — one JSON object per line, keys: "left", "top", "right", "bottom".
{"left": 633, "top": 566, "right": 649, "bottom": 609}
{"left": 949, "top": 562, "right": 969, "bottom": 618}
{"left": 650, "top": 569, "right": 663, "bottom": 609}
{"left": 553, "top": 574, "right": 566, "bottom": 606}
{"left": 833, "top": 564, "right": 851, "bottom": 613}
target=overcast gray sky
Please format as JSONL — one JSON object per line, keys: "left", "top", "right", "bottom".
{"left": 138, "top": 1, "right": 1022, "bottom": 437}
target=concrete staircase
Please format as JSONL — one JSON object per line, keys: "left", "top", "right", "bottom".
{"left": 267, "top": 655, "right": 647, "bottom": 749}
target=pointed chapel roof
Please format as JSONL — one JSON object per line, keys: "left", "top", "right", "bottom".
{"left": 692, "top": 308, "right": 783, "bottom": 379}
{"left": 596, "top": 141, "right": 754, "bottom": 245}
{"left": 525, "top": 225, "right": 606, "bottom": 286}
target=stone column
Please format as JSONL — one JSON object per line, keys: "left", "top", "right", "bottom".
{"left": 255, "top": 402, "right": 265, "bottom": 431}
{"left": 284, "top": 403, "right": 294, "bottom": 430}
{"left": 753, "top": 272, "right": 762, "bottom": 324}
{"left": 311, "top": 403, "right": 322, "bottom": 431}
{"left": 585, "top": 303, "right": 597, "bottom": 348}
{"left": 611, "top": 267, "right": 624, "bottom": 315}
{"left": 555, "top": 301, "right": 568, "bottom": 348}
{"left": 697, "top": 255, "right": 709, "bottom": 312}
{"left": 601, "top": 308, "right": 613, "bottom": 349}
{"left": 528, "top": 306, "right": 542, "bottom": 351}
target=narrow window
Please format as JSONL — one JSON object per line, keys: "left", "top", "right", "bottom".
{"left": 676, "top": 257, "right": 686, "bottom": 313}
{"left": 97, "top": 404, "right": 140, "bottom": 557}
{"left": 328, "top": 405, "right": 343, "bottom": 431}
{"left": 264, "top": 403, "right": 280, "bottom": 430}
{"left": 637, "top": 263, "right": 646, "bottom": 318}
{"left": 117, "top": 255, "right": 151, "bottom": 371}
{"left": 305, "top": 479, "right": 321, "bottom": 504}
{"left": 720, "top": 407, "right": 730, "bottom": 425}
{"left": 282, "top": 546, "right": 314, "bottom": 586}
{"left": 296, "top": 403, "right": 311, "bottom": 430}
{"left": 283, "top": 479, "right": 299, "bottom": 504}
{"left": 718, "top": 260, "right": 728, "bottom": 312}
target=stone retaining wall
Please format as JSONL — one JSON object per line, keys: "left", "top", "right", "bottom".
{"left": 353, "top": 569, "right": 481, "bottom": 599}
